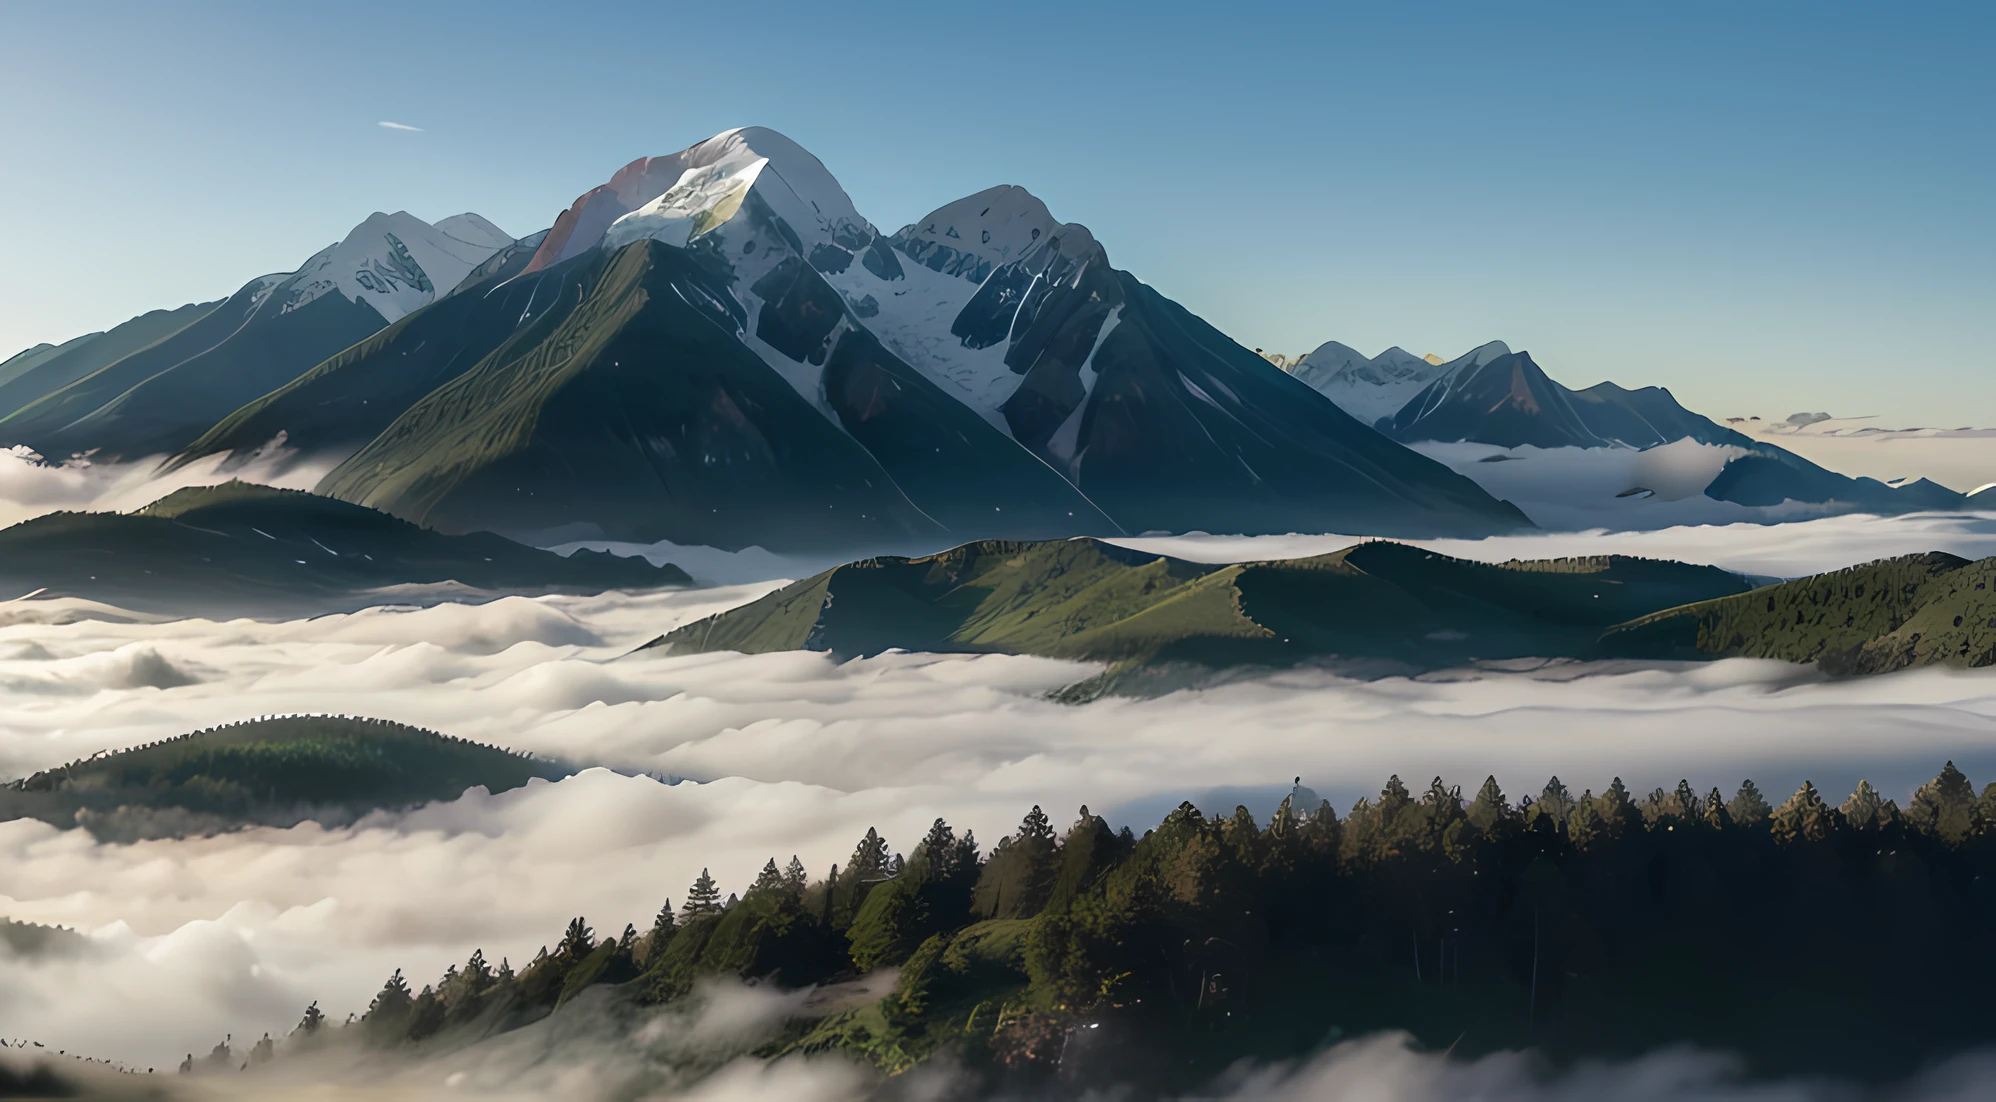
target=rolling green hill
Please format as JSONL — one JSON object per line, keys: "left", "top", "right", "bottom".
{"left": 0, "top": 481, "right": 687, "bottom": 615}
{"left": 645, "top": 538, "right": 1752, "bottom": 691}
{"left": 0, "top": 714, "right": 570, "bottom": 840}
{"left": 1600, "top": 551, "right": 1996, "bottom": 673}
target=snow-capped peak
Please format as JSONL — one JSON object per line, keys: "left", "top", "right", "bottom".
{"left": 528, "top": 127, "right": 873, "bottom": 272}
{"left": 271, "top": 211, "right": 512, "bottom": 324}
{"left": 1294, "top": 339, "right": 1516, "bottom": 426}
{"left": 434, "top": 212, "right": 514, "bottom": 251}
{"left": 889, "top": 185, "right": 1100, "bottom": 282}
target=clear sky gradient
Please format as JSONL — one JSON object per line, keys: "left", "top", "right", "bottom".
{"left": 4, "top": 0, "right": 1990, "bottom": 425}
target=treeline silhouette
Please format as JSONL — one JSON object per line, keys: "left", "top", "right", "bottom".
{"left": 210, "top": 763, "right": 1996, "bottom": 1091}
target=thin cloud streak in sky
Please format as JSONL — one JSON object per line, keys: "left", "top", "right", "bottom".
{"left": 377, "top": 121, "right": 424, "bottom": 132}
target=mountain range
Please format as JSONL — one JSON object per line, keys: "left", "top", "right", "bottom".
{"left": 0, "top": 212, "right": 514, "bottom": 463}
{"left": 1291, "top": 341, "right": 1967, "bottom": 513}
{"left": 2, "top": 128, "right": 1527, "bottom": 552}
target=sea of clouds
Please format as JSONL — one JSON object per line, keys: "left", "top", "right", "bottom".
{"left": 6, "top": 461, "right": 1996, "bottom": 1091}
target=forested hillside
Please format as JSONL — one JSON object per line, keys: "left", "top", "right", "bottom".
{"left": 197, "top": 762, "right": 1996, "bottom": 1093}
{"left": 1, "top": 715, "right": 569, "bottom": 840}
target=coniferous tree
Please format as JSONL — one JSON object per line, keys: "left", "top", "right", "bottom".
{"left": 405, "top": 984, "right": 445, "bottom": 1042}
{"left": 363, "top": 969, "right": 414, "bottom": 1042}
{"left": 249, "top": 1033, "right": 274, "bottom": 1065}
{"left": 556, "top": 917, "right": 595, "bottom": 963}
{"left": 293, "top": 1001, "right": 325, "bottom": 1038}
{"left": 1728, "top": 780, "right": 1773, "bottom": 827}
{"left": 973, "top": 810, "right": 1059, "bottom": 919}
{"left": 1908, "top": 762, "right": 1979, "bottom": 845}
{"left": 752, "top": 858, "right": 788, "bottom": 896}
{"left": 1703, "top": 787, "right": 1732, "bottom": 831}
{"left": 645, "top": 902, "right": 677, "bottom": 963}
{"left": 784, "top": 856, "right": 808, "bottom": 897}
{"left": 1588, "top": 778, "right": 1636, "bottom": 838}
{"left": 1531, "top": 777, "right": 1575, "bottom": 828}
{"left": 1771, "top": 781, "right": 1836, "bottom": 844}
{"left": 1568, "top": 791, "right": 1603, "bottom": 848}
{"left": 683, "top": 869, "right": 723, "bottom": 920}
{"left": 1841, "top": 781, "right": 1897, "bottom": 831}
{"left": 1466, "top": 776, "right": 1514, "bottom": 835}
{"left": 1670, "top": 780, "right": 1704, "bottom": 822}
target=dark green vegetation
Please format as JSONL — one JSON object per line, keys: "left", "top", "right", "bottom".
{"left": 0, "top": 714, "right": 569, "bottom": 840}
{"left": 242, "top": 763, "right": 1996, "bottom": 1094}
{"left": 647, "top": 538, "right": 1751, "bottom": 690}
{"left": 657, "top": 539, "right": 1996, "bottom": 687}
{"left": 0, "top": 481, "right": 685, "bottom": 615}
{"left": 1603, "top": 551, "right": 1996, "bottom": 673}
{"left": 1383, "top": 350, "right": 1965, "bottom": 510}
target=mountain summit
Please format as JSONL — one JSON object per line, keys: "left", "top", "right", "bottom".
{"left": 173, "top": 127, "right": 1530, "bottom": 548}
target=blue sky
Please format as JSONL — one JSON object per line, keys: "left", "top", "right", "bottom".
{"left": 4, "top": 0, "right": 1990, "bottom": 424}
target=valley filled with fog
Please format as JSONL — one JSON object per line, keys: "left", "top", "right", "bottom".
{"left": 8, "top": 503, "right": 1996, "bottom": 1077}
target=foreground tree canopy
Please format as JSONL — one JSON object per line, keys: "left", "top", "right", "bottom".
{"left": 210, "top": 763, "right": 1996, "bottom": 1092}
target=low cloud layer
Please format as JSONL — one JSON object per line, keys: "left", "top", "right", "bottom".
{"left": 0, "top": 445, "right": 337, "bottom": 533}
{"left": 6, "top": 515, "right": 1996, "bottom": 1071}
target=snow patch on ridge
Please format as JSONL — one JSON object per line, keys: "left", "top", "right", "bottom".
{"left": 275, "top": 211, "right": 511, "bottom": 323}
{"left": 1298, "top": 340, "right": 1511, "bottom": 425}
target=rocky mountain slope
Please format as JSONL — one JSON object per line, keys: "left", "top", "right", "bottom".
{"left": 0, "top": 213, "right": 514, "bottom": 460}
{"left": 159, "top": 128, "right": 1529, "bottom": 549}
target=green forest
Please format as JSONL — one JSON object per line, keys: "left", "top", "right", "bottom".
{"left": 0, "top": 715, "right": 569, "bottom": 840}
{"left": 208, "top": 761, "right": 1996, "bottom": 1094}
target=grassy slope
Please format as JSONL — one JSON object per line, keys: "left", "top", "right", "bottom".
{"left": 0, "top": 301, "right": 219, "bottom": 421}
{"left": 179, "top": 241, "right": 601, "bottom": 466}
{"left": 648, "top": 539, "right": 1750, "bottom": 676}
{"left": 1601, "top": 552, "right": 1996, "bottom": 673}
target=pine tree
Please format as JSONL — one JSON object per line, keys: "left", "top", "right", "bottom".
{"left": 1908, "top": 762, "right": 1979, "bottom": 845}
{"left": 556, "top": 917, "right": 595, "bottom": 963}
{"left": 1841, "top": 780, "right": 1898, "bottom": 831}
{"left": 645, "top": 902, "right": 678, "bottom": 963}
{"left": 847, "top": 828, "right": 893, "bottom": 883}
{"left": 918, "top": 818, "right": 959, "bottom": 880}
{"left": 683, "top": 869, "right": 723, "bottom": 920}
{"left": 1568, "top": 791, "right": 1603, "bottom": 848}
{"left": 751, "top": 858, "right": 788, "bottom": 896}
{"left": 784, "top": 856, "right": 808, "bottom": 896}
{"left": 364, "top": 969, "right": 414, "bottom": 1040}
{"left": 1728, "top": 780, "right": 1773, "bottom": 827}
{"left": 249, "top": 1033, "right": 274, "bottom": 1065}
{"left": 1703, "top": 787, "right": 1732, "bottom": 831}
{"left": 1532, "top": 777, "right": 1575, "bottom": 827}
{"left": 1598, "top": 778, "right": 1642, "bottom": 839}
{"left": 1770, "top": 781, "right": 1836, "bottom": 844}
{"left": 1670, "top": 780, "right": 1704, "bottom": 822}
{"left": 1466, "top": 776, "right": 1514, "bottom": 835}
{"left": 293, "top": 1001, "right": 325, "bottom": 1037}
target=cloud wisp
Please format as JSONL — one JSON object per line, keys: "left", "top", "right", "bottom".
{"left": 377, "top": 121, "right": 424, "bottom": 132}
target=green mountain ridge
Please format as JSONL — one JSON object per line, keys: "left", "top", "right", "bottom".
{"left": 0, "top": 481, "right": 687, "bottom": 615}
{"left": 653, "top": 539, "right": 1996, "bottom": 690}
{"left": 646, "top": 538, "right": 1755, "bottom": 692}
